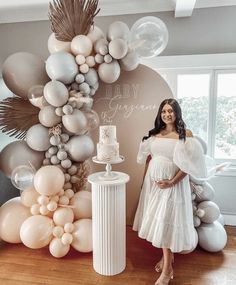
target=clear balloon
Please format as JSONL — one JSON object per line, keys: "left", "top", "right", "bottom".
{"left": 27, "top": 85, "right": 45, "bottom": 108}
{"left": 11, "top": 165, "right": 35, "bottom": 191}
{"left": 130, "top": 16, "right": 168, "bottom": 58}
{"left": 82, "top": 109, "right": 100, "bottom": 131}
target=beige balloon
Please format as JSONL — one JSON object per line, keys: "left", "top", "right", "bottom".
{"left": 107, "top": 21, "right": 130, "bottom": 41}
{"left": 70, "top": 191, "right": 92, "bottom": 219}
{"left": 21, "top": 187, "right": 40, "bottom": 207}
{"left": 108, "top": 38, "right": 128, "bottom": 60}
{"left": 62, "top": 109, "right": 88, "bottom": 134}
{"left": 71, "top": 35, "right": 93, "bottom": 56}
{"left": 49, "top": 237, "right": 70, "bottom": 258}
{"left": 26, "top": 124, "right": 51, "bottom": 152}
{"left": 71, "top": 219, "right": 92, "bottom": 252}
{"left": 2, "top": 52, "right": 49, "bottom": 99}
{"left": 0, "top": 141, "right": 44, "bottom": 177}
{"left": 20, "top": 215, "right": 54, "bottom": 249}
{"left": 0, "top": 197, "right": 32, "bottom": 243}
{"left": 87, "top": 26, "right": 105, "bottom": 43}
{"left": 44, "top": 80, "right": 69, "bottom": 107}
{"left": 98, "top": 61, "right": 121, "bottom": 83}
{"left": 119, "top": 51, "right": 139, "bottom": 71}
{"left": 48, "top": 33, "right": 71, "bottom": 54}
{"left": 34, "top": 166, "right": 65, "bottom": 196}
{"left": 53, "top": 207, "right": 74, "bottom": 226}
{"left": 38, "top": 105, "right": 62, "bottom": 127}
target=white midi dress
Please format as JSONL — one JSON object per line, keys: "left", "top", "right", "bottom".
{"left": 133, "top": 136, "right": 207, "bottom": 253}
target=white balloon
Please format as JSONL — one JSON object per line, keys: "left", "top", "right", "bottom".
{"left": 119, "top": 51, "right": 139, "bottom": 71}
{"left": 48, "top": 33, "right": 71, "bottom": 54}
{"left": 108, "top": 38, "right": 128, "bottom": 60}
{"left": 107, "top": 21, "right": 130, "bottom": 41}
{"left": 46, "top": 52, "right": 78, "bottom": 84}
{"left": 194, "top": 182, "right": 215, "bottom": 202}
{"left": 71, "top": 35, "right": 93, "bottom": 56}
{"left": 62, "top": 109, "right": 88, "bottom": 135}
{"left": 44, "top": 80, "right": 69, "bottom": 107}
{"left": 98, "top": 61, "right": 121, "bottom": 84}
{"left": 197, "top": 221, "right": 227, "bottom": 252}
{"left": 130, "top": 16, "right": 168, "bottom": 58}
{"left": 38, "top": 105, "right": 61, "bottom": 127}
{"left": 198, "top": 201, "right": 220, "bottom": 223}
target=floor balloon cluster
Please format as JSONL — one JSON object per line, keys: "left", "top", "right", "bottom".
{"left": 0, "top": 0, "right": 168, "bottom": 258}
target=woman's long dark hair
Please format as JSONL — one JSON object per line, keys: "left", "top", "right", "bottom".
{"left": 143, "top": 98, "right": 186, "bottom": 141}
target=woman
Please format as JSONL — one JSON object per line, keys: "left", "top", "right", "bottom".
{"left": 133, "top": 98, "right": 207, "bottom": 285}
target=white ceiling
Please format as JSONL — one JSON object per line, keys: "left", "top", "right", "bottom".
{"left": 0, "top": 0, "right": 236, "bottom": 23}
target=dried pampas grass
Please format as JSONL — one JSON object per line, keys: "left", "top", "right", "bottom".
{"left": 0, "top": 97, "right": 39, "bottom": 139}
{"left": 72, "top": 161, "right": 91, "bottom": 192}
{"left": 49, "top": 0, "right": 100, "bottom": 41}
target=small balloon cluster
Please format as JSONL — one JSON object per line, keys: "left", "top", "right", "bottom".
{"left": 188, "top": 138, "right": 229, "bottom": 253}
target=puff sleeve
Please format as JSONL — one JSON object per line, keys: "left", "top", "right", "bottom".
{"left": 137, "top": 136, "right": 154, "bottom": 164}
{"left": 173, "top": 137, "right": 207, "bottom": 179}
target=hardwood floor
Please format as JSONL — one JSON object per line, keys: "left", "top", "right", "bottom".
{"left": 0, "top": 226, "right": 235, "bottom": 285}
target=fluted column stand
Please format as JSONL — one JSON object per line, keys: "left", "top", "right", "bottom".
{"left": 88, "top": 172, "right": 130, "bottom": 276}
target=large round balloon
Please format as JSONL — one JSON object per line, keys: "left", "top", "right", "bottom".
{"left": 2, "top": 52, "right": 49, "bottom": 99}
{"left": 34, "top": 165, "right": 65, "bottom": 196}
{"left": 20, "top": 215, "right": 54, "bottom": 249}
{"left": 43, "top": 80, "right": 69, "bottom": 107}
{"left": 62, "top": 109, "right": 88, "bottom": 134}
{"left": 197, "top": 221, "right": 227, "bottom": 252}
{"left": 130, "top": 16, "right": 168, "bottom": 58}
{"left": 70, "top": 191, "right": 92, "bottom": 219}
{"left": 38, "top": 105, "right": 61, "bottom": 127}
{"left": 197, "top": 201, "right": 220, "bottom": 223}
{"left": 71, "top": 219, "right": 92, "bottom": 252}
{"left": 194, "top": 182, "right": 215, "bottom": 202}
{"left": 107, "top": 21, "right": 130, "bottom": 41}
{"left": 0, "top": 197, "right": 31, "bottom": 243}
{"left": 26, "top": 124, "right": 51, "bottom": 151}
{"left": 98, "top": 60, "right": 121, "bottom": 84}
{"left": 0, "top": 141, "right": 44, "bottom": 177}
{"left": 48, "top": 33, "right": 71, "bottom": 54}
{"left": 65, "top": 135, "right": 94, "bottom": 162}
{"left": 46, "top": 51, "right": 78, "bottom": 84}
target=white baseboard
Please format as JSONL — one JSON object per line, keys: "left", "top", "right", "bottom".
{"left": 223, "top": 214, "right": 236, "bottom": 226}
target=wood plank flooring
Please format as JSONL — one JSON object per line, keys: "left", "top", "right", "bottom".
{"left": 0, "top": 226, "right": 235, "bottom": 285}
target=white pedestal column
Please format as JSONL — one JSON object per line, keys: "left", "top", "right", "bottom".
{"left": 88, "top": 171, "right": 130, "bottom": 276}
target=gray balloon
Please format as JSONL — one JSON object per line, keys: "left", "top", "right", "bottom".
{"left": 119, "top": 51, "right": 139, "bottom": 71}
{"left": 2, "top": 52, "right": 49, "bottom": 99}
{"left": 46, "top": 51, "right": 78, "bottom": 84}
{"left": 38, "top": 105, "right": 61, "bottom": 127}
{"left": 65, "top": 135, "right": 94, "bottom": 162}
{"left": 84, "top": 68, "right": 98, "bottom": 86}
{"left": 62, "top": 109, "right": 88, "bottom": 134}
{"left": 26, "top": 124, "right": 50, "bottom": 151}
{"left": 44, "top": 80, "right": 69, "bottom": 107}
{"left": 195, "top": 182, "right": 215, "bottom": 202}
{"left": 198, "top": 201, "right": 220, "bottom": 223}
{"left": 0, "top": 141, "right": 44, "bottom": 177}
{"left": 197, "top": 221, "right": 227, "bottom": 252}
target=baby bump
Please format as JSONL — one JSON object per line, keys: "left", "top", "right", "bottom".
{"left": 149, "top": 156, "right": 178, "bottom": 181}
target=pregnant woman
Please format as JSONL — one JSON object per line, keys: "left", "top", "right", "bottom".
{"left": 133, "top": 98, "right": 207, "bottom": 285}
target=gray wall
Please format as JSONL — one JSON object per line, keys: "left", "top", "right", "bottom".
{"left": 0, "top": 6, "right": 236, "bottom": 72}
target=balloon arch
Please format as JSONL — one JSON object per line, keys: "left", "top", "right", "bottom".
{"left": 0, "top": 0, "right": 227, "bottom": 258}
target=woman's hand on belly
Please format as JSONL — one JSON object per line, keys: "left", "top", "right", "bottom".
{"left": 155, "top": 179, "right": 174, "bottom": 189}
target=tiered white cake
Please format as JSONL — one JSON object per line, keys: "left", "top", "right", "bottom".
{"left": 97, "top": 125, "right": 120, "bottom": 162}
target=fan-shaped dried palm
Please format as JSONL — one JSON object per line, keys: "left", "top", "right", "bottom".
{"left": 0, "top": 97, "right": 39, "bottom": 139}
{"left": 49, "top": 0, "right": 100, "bottom": 41}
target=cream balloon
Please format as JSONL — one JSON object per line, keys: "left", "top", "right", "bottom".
{"left": 44, "top": 80, "right": 69, "bottom": 107}
{"left": 98, "top": 61, "right": 121, "bottom": 84}
{"left": 0, "top": 197, "right": 31, "bottom": 243}
{"left": 21, "top": 187, "right": 40, "bottom": 207}
{"left": 34, "top": 166, "right": 65, "bottom": 196}
{"left": 62, "top": 109, "right": 88, "bottom": 134}
{"left": 20, "top": 215, "right": 54, "bottom": 249}
{"left": 119, "top": 51, "right": 139, "bottom": 71}
{"left": 38, "top": 105, "right": 61, "bottom": 127}
{"left": 71, "top": 35, "right": 93, "bottom": 56}
{"left": 65, "top": 135, "right": 94, "bottom": 162}
{"left": 0, "top": 141, "right": 44, "bottom": 177}
{"left": 53, "top": 207, "right": 74, "bottom": 226}
{"left": 107, "top": 21, "right": 130, "bottom": 41}
{"left": 108, "top": 38, "right": 128, "bottom": 59}
{"left": 49, "top": 237, "right": 70, "bottom": 258}
{"left": 26, "top": 124, "right": 51, "bottom": 151}
{"left": 48, "top": 33, "right": 71, "bottom": 54}
{"left": 70, "top": 191, "right": 92, "bottom": 219}
{"left": 71, "top": 219, "right": 92, "bottom": 252}
{"left": 87, "top": 26, "right": 105, "bottom": 43}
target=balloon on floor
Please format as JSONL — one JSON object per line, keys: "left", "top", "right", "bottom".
{"left": 0, "top": 0, "right": 168, "bottom": 257}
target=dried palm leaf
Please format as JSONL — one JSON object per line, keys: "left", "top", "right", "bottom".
{"left": 0, "top": 97, "right": 39, "bottom": 140}
{"left": 72, "top": 161, "right": 91, "bottom": 192}
{"left": 49, "top": 0, "right": 100, "bottom": 41}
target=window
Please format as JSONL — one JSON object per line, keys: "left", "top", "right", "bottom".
{"left": 158, "top": 69, "right": 236, "bottom": 164}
